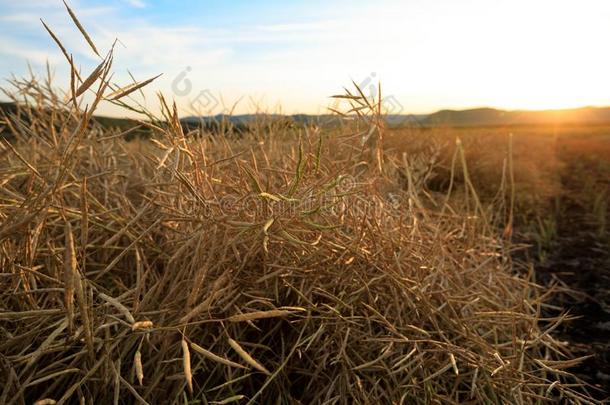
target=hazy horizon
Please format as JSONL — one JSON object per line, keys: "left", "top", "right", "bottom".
{"left": 2, "top": 0, "right": 610, "bottom": 118}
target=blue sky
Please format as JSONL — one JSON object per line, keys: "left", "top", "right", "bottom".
{"left": 2, "top": 0, "right": 610, "bottom": 117}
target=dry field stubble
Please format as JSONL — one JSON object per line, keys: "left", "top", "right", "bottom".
{"left": 0, "top": 6, "right": 605, "bottom": 405}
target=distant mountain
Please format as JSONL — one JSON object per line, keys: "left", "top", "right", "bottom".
{"left": 0, "top": 102, "right": 17, "bottom": 116}
{"left": 421, "top": 106, "right": 610, "bottom": 127}
{"left": 181, "top": 113, "right": 336, "bottom": 126}
{"left": 5, "top": 101, "right": 610, "bottom": 130}
{"left": 182, "top": 107, "right": 610, "bottom": 128}
{"left": 0, "top": 101, "right": 148, "bottom": 140}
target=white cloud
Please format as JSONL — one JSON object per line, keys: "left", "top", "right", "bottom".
{"left": 123, "top": 0, "right": 146, "bottom": 8}
{"left": 256, "top": 20, "right": 339, "bottom": 33}
{"left": 0, "top": 40, "right": 60, "bottom": 66}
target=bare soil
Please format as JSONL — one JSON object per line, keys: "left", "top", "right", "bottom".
{"left": 536, "top": 137, "right": 610, "bottom": 400}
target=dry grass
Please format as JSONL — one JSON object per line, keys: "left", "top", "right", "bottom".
{"left": 0, "top": 6, "right": 603, "bottom": 405}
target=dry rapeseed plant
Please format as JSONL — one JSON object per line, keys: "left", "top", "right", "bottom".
{"left": 182, "top": 337, "right": 193, "bottom": 394}
{"left": 0, "top": 2, "right": 602, "bottom": 405}
{"left": 228, "top": 338, "right": 271, "bottom": 376}
{"left": 134, "top": 350, "right": 143, "bottom": 386}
